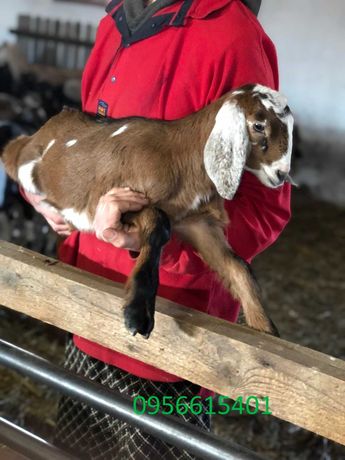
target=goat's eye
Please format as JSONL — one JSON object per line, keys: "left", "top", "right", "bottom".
{"left": 254, "top": 122, "right": 265, "bottom": 133}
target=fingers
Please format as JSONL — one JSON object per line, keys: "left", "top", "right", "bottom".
{"left": 25, "top": 190, "right": 47, "bottom": 208}
{"left": 104, "top": 227, "right": 142, "bottom": 252}
{"left": 46, "top": 217, "right": 72, "bottom": 236}
{"left": 104, "top": 187, "right": 148, "bottom": 201}
{"left": 39, "top": 207, "right": 66, "bottom": 225}
{"left": 94, "top": 187, "right": 149, "bottom": 244}
{"left": 35, "top": 203, "right": 72, "bottom": 236}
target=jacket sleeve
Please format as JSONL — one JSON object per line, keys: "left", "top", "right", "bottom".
{"left": 224, "top": 172, "right": 291, "bottom": 263}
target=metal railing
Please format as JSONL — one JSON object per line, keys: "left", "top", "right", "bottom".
{"left": 0, "top": 417, "right": 77, "bottom": 460}
{"left": 0, "top": 339, "right": 263, "bottom": 460}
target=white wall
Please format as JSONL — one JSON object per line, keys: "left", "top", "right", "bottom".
{"left": 0, "top": 0, "right": 105, "bottom": 44}
{"left": 259, "top": 0, "right": 345, "bottom": 205}
{"left": 260, "top": 0, "right": 345, "bottom": 142}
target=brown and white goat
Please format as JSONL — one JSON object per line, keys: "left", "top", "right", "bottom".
{"left": 1, "top": 84, "right": 294, "bottom": 338}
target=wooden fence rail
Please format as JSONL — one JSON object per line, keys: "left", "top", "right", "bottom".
{"left": 0, "top": 240, "right": 344, "bottom": 445}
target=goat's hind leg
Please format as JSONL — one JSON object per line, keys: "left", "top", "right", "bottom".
{"left": 123, "top": 207, "right": 171, "bottom": 338}
{"left": 175, "top": 216, "right": 279, "bottom": 336}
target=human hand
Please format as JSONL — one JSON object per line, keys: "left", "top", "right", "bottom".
{"left": 94, "top": 187, "right": 149, "bottom": 252}
{"left": 24, "top": 190, "right": 72, "bottom": 236}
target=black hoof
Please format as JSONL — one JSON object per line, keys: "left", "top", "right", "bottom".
{"left": 269, "top": 319, "right": 280, "bottom": 337}
{"left": 124, "top": 297, "right": 155, "bottom": 338}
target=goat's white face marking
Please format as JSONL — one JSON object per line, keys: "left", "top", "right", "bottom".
{"left": 246, "top": 110, "right": 294, "bottom": 188}
{"left": 204, "top": 101, "right": 249, "bottom": 199}
{"left": 42, "top": 139, "right": 55, "bottom": 157}
{"left": 61, "top": 208, "right": 93, "bottom": 232}
{"left": 110, "top": 125, "right": 128, "bottom": 138}
{"left": 65, "top": 139, "right": 78, "bottom": 148}
{"left": 18, "top": 160, "right": 40, "bottom": 194}
{"left": 252, "top": 85, "right": 288, "bottom": 118}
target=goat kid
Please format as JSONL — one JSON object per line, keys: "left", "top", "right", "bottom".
{"left": 1, "top": 84, "right": 294, "bottom": 338}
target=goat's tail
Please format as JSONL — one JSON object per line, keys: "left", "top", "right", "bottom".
{"left": 1, "top": 135, "right": 30, "bottom": 181}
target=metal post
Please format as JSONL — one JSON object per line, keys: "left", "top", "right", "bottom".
{"left": 0, "top": 416, "right": 77, "bottom": 460}
{"left": 0, "top": 339, "right": 263, "bottom": 460}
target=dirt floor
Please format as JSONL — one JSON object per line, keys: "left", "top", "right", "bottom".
{"left": 0, "top": 187, "right": 344, "bottom": 459}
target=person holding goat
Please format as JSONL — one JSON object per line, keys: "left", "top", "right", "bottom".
{"left": 23, "top": 0, "right": 291, "bottom": 458}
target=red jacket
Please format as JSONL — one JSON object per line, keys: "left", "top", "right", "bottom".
{"left": 60, "top": 0, "right": 291, "bottom": 381}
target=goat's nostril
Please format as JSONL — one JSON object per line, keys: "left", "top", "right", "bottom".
{"left": 277, "top": 170, "right": 288, "bottom": 182}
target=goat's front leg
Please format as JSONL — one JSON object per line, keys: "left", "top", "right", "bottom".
{"left": 174, "top": 216, "right": 278, "bottom": 336}
{"left": 122, "top": 207, "right": 171, "bottom": 338}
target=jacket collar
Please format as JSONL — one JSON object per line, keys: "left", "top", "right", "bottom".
{"left": 105, "top": 0, "right": 239, "bottom": 46}
{"left": 106, "top": 0, "right": 233, "bottom": 25}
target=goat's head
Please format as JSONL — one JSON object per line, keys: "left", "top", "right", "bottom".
{"left": 204, "top": 84, "right": 294, "bottom": 199}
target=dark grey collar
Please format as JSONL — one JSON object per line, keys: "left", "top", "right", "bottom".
{"left": 241, "top": 0, "right": 262, "bottom": 16}
{"left": 123, "top": 0, "right": 177, "bottom": 33}
{"left": 123, "top": 0, "right": 262, "bottom": 34}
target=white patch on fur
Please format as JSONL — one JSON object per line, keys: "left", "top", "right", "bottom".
{"left": 231, "top": 90, "right": 245, "bottom": 96}
{"left": 110, "top": 125, "right": 128, "bottom": 138}
{"left": 18, "top": 160, "right": 40, "bottom": 194}
{"left": 253, "top": 85, "right": 288, "bottom": 117}
{"left": 190, "top": 194, "right": 210, "bottom": 211}
{"left": 285, "top": 112, "right": 294, "bottom": 165}
{"left": 244, "top": 165, "right": 271, "bottom": 186}
{"left": 61, "top": 208, "right": 93, "bottom": 232}
{"left": 204, "top": 101, "right": 250, "bottom": 200}
{"left": 42, "top": 139, "right": 55, "bottom": 157}
{"left": 65, "top": 139, "right": 77, "bottom": 148}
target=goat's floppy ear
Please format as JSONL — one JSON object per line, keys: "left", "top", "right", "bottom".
{"left": 204, "top": 101, "right": 250, "bottom": 200}
{"left": 1, "top": 135, "right": 30, "bottom": 181}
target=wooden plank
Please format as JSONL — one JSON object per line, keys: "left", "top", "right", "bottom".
{"left": 31, "top": 17, "right": 40, "bottom": 63}
{"left": 16, "top": 15, "right": 30, "bottom": 62}
{"left": 74, "top": 22, "right": 81, "bottom": 69}
{"left": 47, "top": 19, "right": 59, "bottom": 67}
{"left": 0, "top": 240, "right": 344, "bottom": 445}
{"left": 9, "top": 29, "right": 95, "bottom": 48}
{"left": 0, "top": 445, "right": 28, "bottom": 460}
{"left": 11, "top": 15, "right": 96, "bottom": 69}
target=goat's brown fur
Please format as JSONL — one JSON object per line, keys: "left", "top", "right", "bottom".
{"left": 1, "top": 84, "right": 293, "bottom": 337}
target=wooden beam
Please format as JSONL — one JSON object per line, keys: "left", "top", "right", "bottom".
{"left": 0, "top": 240, "right": 344, "bottom": 445}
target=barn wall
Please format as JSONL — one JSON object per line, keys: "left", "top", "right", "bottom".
{"left": 259, "top": 0, "right": 345, "bottom": 205}
{"left": 260, "top": 0, "right": 345, "bottom": 143}
{"left": 0, "top": 0, "right": 104, "bottom": 44}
